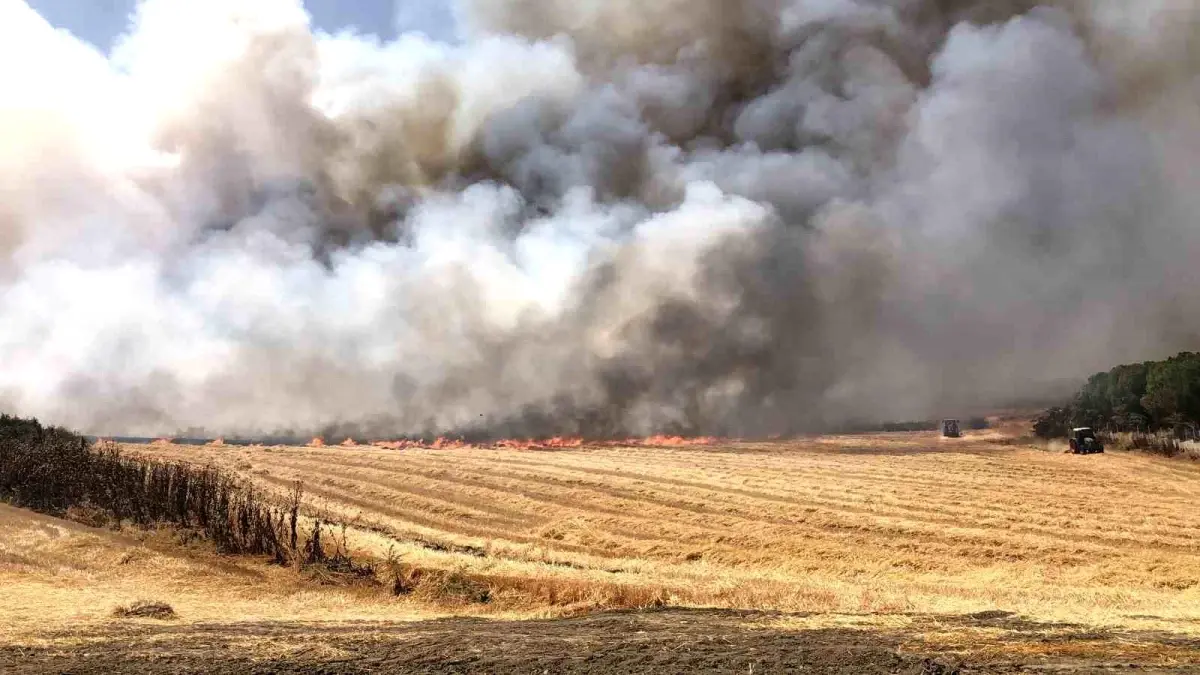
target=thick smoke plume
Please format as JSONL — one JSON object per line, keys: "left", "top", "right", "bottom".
{"left": 0, "top": 0, "right": 1197, "bottom": 439}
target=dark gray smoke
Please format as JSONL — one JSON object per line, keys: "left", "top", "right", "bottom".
{"left": 0, "top": 0, "right": 1197, "bottom": 439}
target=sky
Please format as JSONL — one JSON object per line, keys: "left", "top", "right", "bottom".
{"left": 25, "top": 0, "right": 458, "bottom": 51}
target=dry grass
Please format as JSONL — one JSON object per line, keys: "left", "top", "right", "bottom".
{"left": 128, "top": 429, "right": 1200, "bottom": 632}
{"left": 1102, "top": 430, "right": 1200, "bottom": 460}
{"left": 6, "top": 427, "right": 1200, "bottom": 668}
{"left": 0, "top": 503, "right": 453, "bottom": 645}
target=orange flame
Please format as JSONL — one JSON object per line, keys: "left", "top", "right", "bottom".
{"left": 639, "top": 435, "right": 718, "bottom": 447}
{"left": 341, "top": 438, "right": 358, "bottom": 447}
{"left": 494, "top": 437, "right": 585, "bottom": 450}
{"left": 207, "top": 438, "right": 226, "bottom": 447}
{"left": 308, "top": 437, "right": 326, "bottom": 448}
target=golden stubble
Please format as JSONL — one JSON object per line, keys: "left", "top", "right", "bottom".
{"left": 5, "top": 428, "right": 1199, "bottom": 660}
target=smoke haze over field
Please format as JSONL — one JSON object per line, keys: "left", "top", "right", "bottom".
{"left": 0, "top": 0, "right": 1197, "bottom": 439}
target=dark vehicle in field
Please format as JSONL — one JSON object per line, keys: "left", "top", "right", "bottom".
{"left": 1068, "top": 427, "right": 1104, "bottom": 454}
{"left": 941, "top": 419, "right": 961, "bottom": 438}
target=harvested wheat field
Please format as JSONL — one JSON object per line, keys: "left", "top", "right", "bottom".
{"left": 5, "top": 429, "right": 1200, "bottom": 673}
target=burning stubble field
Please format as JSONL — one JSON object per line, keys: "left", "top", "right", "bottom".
{"left": 5, "top": 428, "right": 1200, "bottom": 673}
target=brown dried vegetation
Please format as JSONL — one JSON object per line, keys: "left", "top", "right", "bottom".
{"left": 4, "top": 416, "right": 1200, "bottom": 671}
{"left": 139, "top": 428, "right": 1200, "bottom": 628}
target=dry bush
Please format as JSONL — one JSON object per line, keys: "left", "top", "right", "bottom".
{"left": 483, "top": 575, "right": 671, "bottom": 613}
{"left": 300, "top": 521, "right": 377, "bottom": 586}
{"left": 0, "top": 415, "right": 293, "bottom": 559}
{"left": 412, "top": 568, "right": 493, "bottom": 605}
{"left": 1099, "top": 431, "right": 1190, "bottom": 458}
{"left": 382, "top": 556, "right": 674, "bottom": 611}
{"left": 64, "top": 505, "right": 111, "bottom": 529}
{"left": 0, "top": 415, "right": 379, "bottom": 581}
{"left": 386, "top": 561, "right": 491, "bottom": 604}
{"left": 112, "top": 600, "right": 176, "bottom": 620}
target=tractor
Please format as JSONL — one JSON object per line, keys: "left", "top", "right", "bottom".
{"left": 941, "top": 419, "right": 961, "bottom": 438}
{"left": 1067, "top": 427, "right": 1104, "bottom": 454}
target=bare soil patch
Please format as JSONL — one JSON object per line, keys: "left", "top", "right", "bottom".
{"left": 5, "top": 608, "right": 1199, "bottom": 674}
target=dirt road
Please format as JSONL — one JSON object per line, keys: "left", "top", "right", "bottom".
{"left": 4, "top": 608, "right": 1198, "bottom": 674}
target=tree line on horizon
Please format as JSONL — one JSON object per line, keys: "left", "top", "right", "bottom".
{"left": 1033, "top": 352, "right": 1200, "bottom": 438}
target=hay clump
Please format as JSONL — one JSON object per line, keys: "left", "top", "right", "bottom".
{"left": 113, "top": 600, "right": 176, "bottom": 620}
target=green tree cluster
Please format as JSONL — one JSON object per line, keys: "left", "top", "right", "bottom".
{"left": 1033, "top": 352, "right": 1200, "bottom": 437}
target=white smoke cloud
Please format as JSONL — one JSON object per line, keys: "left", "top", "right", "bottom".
{"left": 0, "top": 0, "right": 1197, "bottom": 438}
